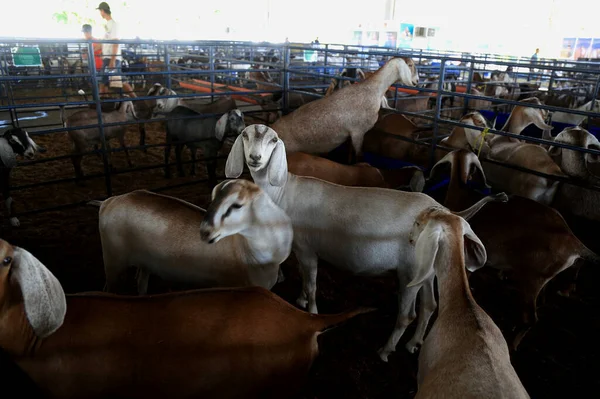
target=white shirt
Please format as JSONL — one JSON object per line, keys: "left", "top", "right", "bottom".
{"left": 102, "top": 19, "right": 122, "bottom": 60}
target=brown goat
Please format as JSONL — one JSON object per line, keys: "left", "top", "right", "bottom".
{"left": 362, "top": 110, "right": 423, "bottom": 161}
{"left": 0, "top": 239, "right": 372, "bottom": 399}
{"left": 408, "top": 206, "right": 530, "bottom": 399}
{"left": 429, "top": 150, "right": 600, "bottom": 349}
{"left": 286, "top": 152, "right": 425, "bottom": 191}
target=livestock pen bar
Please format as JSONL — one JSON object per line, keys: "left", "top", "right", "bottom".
{"left": 1, "top": 38, "right": 600, "bottom": 223}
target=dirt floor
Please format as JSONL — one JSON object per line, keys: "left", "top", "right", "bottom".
{"left": 1, "top": 86, "right": 600, "bottom": 398}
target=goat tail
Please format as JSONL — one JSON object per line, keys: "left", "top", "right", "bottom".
{"left": 87, "top": 200, "right": 104, "bottom": 207}
{"left": 311, "top": 306, "right": 376, "bottom": 334}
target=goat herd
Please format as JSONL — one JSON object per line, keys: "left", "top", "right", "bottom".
{"left": 1, "top": 56, "right": 600, "bottom": 398}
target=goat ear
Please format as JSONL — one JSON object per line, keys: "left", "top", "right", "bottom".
{"left": 127, "top": 102, "right": 138, "bottom": 120}
{"left": 428, "top": 152, "right": 452, "bottom": 183}
{"left": 211, "top": 179, "right": 232, "bottom": 201}
{"left": 11, "top": 247, "right": 66, "bottom": 338}
{"left": 526, "top": 107, "right": 554, "bottom": 131}
{"left": 225, "top": 134, "right": 245, "bottom": 178}
{"left": 467, "top": 155, "right": 489, "bottom": 188}
{"left": 409, "top": 170, "right": 426, "bottom": 192}
{"left": 464, "top": 127, "right": 490, "bottom": 155}
{"left": 267, "top": 139, "right": 288, "bottom": 187}
{"left": 215, "top": 113, "right": 228, "bottom": 142}
{"left": 460, "top": 219, "right": 487, "bottom": 272}
{"left": 547, "top": 145, "right": 562, "bottom": 164}
{"left": 585, "top": 144, "right": 600, "bottom": 177}
{"left": 407, "top": 221, "right": 441, "bottom": 288}
{"left": 395, "top": 58, "right": 416, "bottom": 86}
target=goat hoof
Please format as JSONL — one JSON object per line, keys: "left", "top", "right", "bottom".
{"left": 9, "top": 217, "right": 20, "bottom": 227}
{"left": 377, "top": 348, "right": 391, "bottom": 363}
{"left": 405, "top": 340, "right": 422, "bottom": 354}
{"left": 296, "top": 297, "right": 308, "bottom": 309}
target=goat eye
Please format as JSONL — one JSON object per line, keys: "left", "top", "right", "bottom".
{"left": 242, "top": 132, "right": 248, "bottom": 138}
{"left": 231, "top": 203, "right": 243, "bottom": 209}
{"left": 2, "top": 257, "right": 12, "bottom": 266}
{"left": 271, "top": 138, "right": 277, "bottom": 143}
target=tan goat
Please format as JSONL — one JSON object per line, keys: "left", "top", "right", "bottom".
{"left": 408, "top": 207, "right": 530, "bottom": 398}
{"left": 95, "top": 180, "right": 293, "bottom": 295}
{"left": 429, "top": 150, "right": 600, "bottom": 348}
{"left": 0, "top": 239, "right": 372, "bottom": 399}
{"left": 548, "top": 126, "right": 600, "bottom": 222}
{"left": 482, "top": 97, "right": 563, "bottom": 205}
{"left": 270, "top": 57, "right": 419, "bottom": 155}
{"left": 286, "top": 151, "right": 425, "bottom": 192}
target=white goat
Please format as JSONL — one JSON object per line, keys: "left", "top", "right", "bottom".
{"left": 548, "top": 126, "right": 600, "bottom": 222}
{"left": 270, "top": 57, "right": 419, "bottom": 156}
{"left": 550, "top": 100, "right": 600, "bottom": 125}
{"left": 94, "top": 179, "right": 293, "bottom": 295}
{"left": 408, "top": 207, "right": 530, "bottom": 399}
{"left": 225, "top": 124, "right": 506, "bottom": 362}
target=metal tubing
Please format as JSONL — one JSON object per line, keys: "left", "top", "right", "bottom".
{"left": 164, "top": 44, "right": 172, "bottom": 90}
{"left": 282, "top": 45, "right": 290, "bottom": 114}
{"left": 87, "top": 41, "right": 112, "bottom": 197}
{"left": 429, "top": 59, "right": 446, "bottom": 168}
{"left": 464, "top": 56, "right": 475, "bottom": 113}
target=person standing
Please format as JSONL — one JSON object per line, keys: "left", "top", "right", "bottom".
{"left": 96, "top": 2, "right": 136, "bottom": 97}
{"left": 81, "top": 24, "right": 102, "bottom": 72}
{"left": 528, "top": 48, "right": 539, "bottom": 82}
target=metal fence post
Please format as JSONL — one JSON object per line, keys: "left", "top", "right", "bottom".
{"left": 209, "top": 46, "right": 215, "bottom": 102}
{"left": 323, "top": 44, "right": 328, "bottom": 77}
{"left": 282, "top": 44, "right": 290, "bottom": 115}
{"left": 0, "top": 45, "right": 18, "bottom": 129}
{"left": 429, "top": 59, "right": 446, "bottom": 169}
{"left": 164, "top": 44, "right": 172, "bottom": 91}
{"left": 464, "top": 56, "right": 475, "bottom": 113}
{"left": 548, "top": 60, "right": 556, "bottom": 91}
{"left": 88, "top": 40, "right": 113, "bottom": 197}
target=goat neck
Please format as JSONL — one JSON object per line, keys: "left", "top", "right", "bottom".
{"left": 364, "top": 58, "right": 413, "bottom": 99}
{"left": 238, "top": 193, "right": 292, "bottom": 265}
{"left": 249, "top": 166, "right": 290, "bottom": 206}
{"left": 434, "top": 218, "right": 473, "bottom": 315}
{"left": 0, "top": 292, "right": 39, "bottom": 357}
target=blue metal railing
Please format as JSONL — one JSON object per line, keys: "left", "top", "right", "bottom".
{"left": 1, "top": 37, "right": 600, "bottom": 220}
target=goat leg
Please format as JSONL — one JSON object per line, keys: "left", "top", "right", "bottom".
{"left": 164, "top": 136, "right": 173, "bottom": 178}
{"left": 175, "top": 143, "right": 185, "bottom": 177}
{"left": 511, "top": 275, "right": 546, "bottom": 350}
{"left": 189, "top": 146, "right": 197, "bottom": 176}
{"left": 405, "top": 277, "right": 437, "bottom": 354}
{"left": 70, "top": 144, "right": 85, "bottom": 183}
{"left": 136, "top": 268, "right": 150, "bottom": 295}
{"left": 294, "top": 249, "right": 319, "bottom": 313}
{"left": 139, "top": 123, "right": 147, "bottom": 153}
{"left": 119, "top": 135, "right": 134, "bottom": 168}
{"left": 1, "top": 169, "right": 19, "bottom": 227}
{"left": 378, "top": 282, "right": 420, "bottom": 362}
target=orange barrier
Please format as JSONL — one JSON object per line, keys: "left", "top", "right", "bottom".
{"left": 179, "top": 78, "right": 469, "bottom": 104}
{"left": 178, "top": 79, "right": 274, "bottom": 105}
{"left": 388, "top": 85, "right": 467, "bottom": 96}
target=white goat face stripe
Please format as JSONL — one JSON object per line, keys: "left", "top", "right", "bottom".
{"left": 11, "top": 135, "right": 24, "bottom": 148}
{"left": 234, "top": 109, "right": 243, "bottom": 118}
